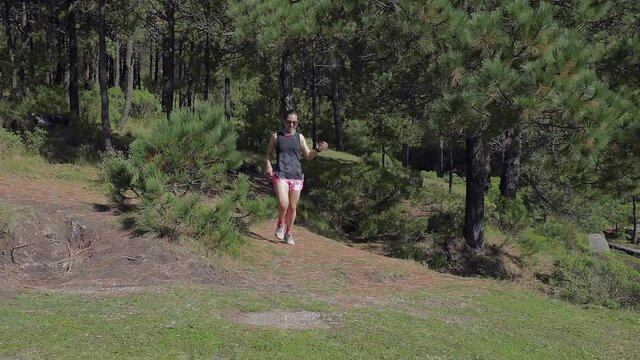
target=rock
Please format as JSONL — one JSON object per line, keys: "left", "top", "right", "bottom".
{"left": 588, "top": 233, "right": 609, "bottom": 253}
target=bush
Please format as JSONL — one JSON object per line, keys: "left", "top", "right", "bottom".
{"left": 343, "top": 118, "right": 376, "bottom": 156}
{"left": 131, "top": 90, "right": 162, "bottom": 119}
{"left": 302, "top": 153, "right": 414, "bottom": 240}
{"left": 551, "top": 254, "right": 640, "bottom": 310}
{"left": 515, "top": 228, "right": 556, "bottom": 257}
{"left": 102, "top": 104, "right": 273, "bottom": 252}
{"left": 16, "top": 86, "right": 68, "bottom": 116}
{"left": 0, "top": 127, "right": 25, "bottom": 156}
{"left": 22, "top": 127, "right": 53, "bottom": 157}
{"left": 534, "top": 218, "right": 588, "bottom": 252}
{"left": 1, "top": 86, "right": 68, "bottom": 130}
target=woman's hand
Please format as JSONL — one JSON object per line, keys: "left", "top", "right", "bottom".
{"left": 265, "top": 164, "right": 274, "bottom": 177}
{"left": 317, "top": 141, "right": 329, "bottom": 152}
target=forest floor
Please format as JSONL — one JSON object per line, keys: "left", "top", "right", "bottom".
{"left": 1, "top": 166, "right": 640, "bottom": 359}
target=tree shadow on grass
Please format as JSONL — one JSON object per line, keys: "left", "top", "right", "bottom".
{"left": 248, "top": 231, "right": 282, "bottom": 245}
{"left": 456, "top": 244, "right": 523, "bottom": 280}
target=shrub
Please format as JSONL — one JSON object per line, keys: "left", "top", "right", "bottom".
{"left": 302, "top": 153, "right": 414, "bottom": 239}
{"left": 551, "top": 254, "right": 640, "bottom": 310}
{"left": 0, "top": 127, "right": 26, "bottom": 156}
{"left": 343, "top": 118, "right": 376, "bottom": 156}
{"left": 516, "top": 228, "right": 556, "bottom": 257}
{"left": 22, "top": 127, "right": 53, "bottom": 157}
{"left": 1, "top": 86, "right": 68, "bottom": 130}
{"left": 16, "top": 86, "right": 68, "bottom": 116}
{"left": 102, "top": 104, "right": 273, "bottom": 252}
{"left": 131, "top": 90, "right": 162, "bottom": 119}
{"left": 128, "top": 105, "right": 242, "bottom": 190}
{"left": 534, "top": 218, "right": 588, "bottom": 252}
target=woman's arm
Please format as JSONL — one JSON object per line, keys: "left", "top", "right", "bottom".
{"left": 265, "top": 133, "right": 277, "bottom": 176}
{"left": 299, "top": 134, "right": 328, "bottom": 160}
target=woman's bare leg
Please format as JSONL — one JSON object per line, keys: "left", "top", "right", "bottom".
{"left": 285, "top": 189, "right": 301, "bottom": 234}
{"left": 274, "top": 181, "right": 290, "bottom": 223}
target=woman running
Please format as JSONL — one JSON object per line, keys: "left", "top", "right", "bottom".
{"left": 265, "top": 110, "right": 329, "bottom": 245}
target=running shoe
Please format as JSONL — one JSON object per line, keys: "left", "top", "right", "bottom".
{"left": 275, "top": 223, "right": 286, "bottom": 240}
{"left": 284, "top": 233, "right": 295, "bottom": 245}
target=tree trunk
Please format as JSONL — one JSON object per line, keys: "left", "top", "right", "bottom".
{"left": 92, "top": 49, "right": 99, "bottom": 86}
{"left": 330, "top": 56, "right": 344, "bottom": 151}
{"left": 4, "top": 0, "right": 18, "bottom": 96}
{"left": 281, "top": 43, "right": 295, "bottom": 113}
{"left": 98, "top": 0, "right": 112, "bottom": 150}
{"left": 438, "top": 137, "right": 445, "bottom": 177}
{"left": 401, "top": 143, "right": 410, "bottom": 167}
{"left": 633, "top": 195, "right": 638, "bottom": 245}
{"left": 464, "top": 135, "right": 487, "bottom": 253}
{"left": 54, "top": 16, "right": 65, "bottom": 85}
{"left": 154, "top": 43, "right": 160, "bottom": 91}
{"left": 224, "top": 77, "right": 232, "bottom": 121}
{"left": 184, "top": 41, "right": 193, "bottom": 107}
{"left": 134, "top": 53, "right": 141, "bottom": 89}
{"left": 18, "top": 0, "right": 30, "bottom": 95}
{"left": 148, "top": 39, "right": 153, "bottom": 85}
{"left": 311, "top": 63, "right": 318, "bottom": 149}
{"left": 66, "top": 0, "right": 79, "bottom": 119}
{"left": 176, "top": 38, "right": 183, "bottom": 107}
{"left": 161, "top": 0, "right": 175, "bottom": 118}
{"left": 382, "top": 145, "right": 386, "bottom": 168}
{"left": 448, "top": 143, "right": 454, "bottom": 194}
{"left": 499, "top": 127, "right": 522, "bottom": 199}
{"left": 117, "top": 37, "right": 134, "bottom": 131}
{"left": 114, "top": 41, "right": 120, "bottom": 89}
{"left": 83, "top": 54, "right": 90, "bottom": 87}
{"left": 203, "top": 34, "right": 211, "bottom": 101}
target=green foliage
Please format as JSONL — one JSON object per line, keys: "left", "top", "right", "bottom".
{"left": 534, "top": 218, "right": 589, "bottom": 253}
{"left": 21, "top": 127, "right": 53, "bottom": 157}
{"left": 551, "top": 254, "right": 640, "bottom": 310}
{"left": 0, "top": 127, "right": 25, "bottom": 156}
{"left": 232, "top": 73, "right": 282, "bottom": 152}
{"left": 129, "top": 105, "right": 242, "bottom": 190}
{"left": 486, "top": 185, "right": 532, "bottom": 235}
{"left": 79, "top": 86, "right": 125, "bottom": 125}
{"left": 343, "top": 118, "right": 376, "bottom": 156}
{"left": 302, "top": 154, "right": 414, "bottom": 241}
{"left": 101, "top": 153, "right": 139, "bottom": 203}
{"left": 415, "top": 179, "right": 465, "bottom": 239}
{"left": 16, "top": 86, "right": 68, "bottom": 116}
{"left": 0, "top": 86, "right": 68, "bottom": 130}
{"left": 102, "top": 104, "right": 272, "bottom": 252}
{"left": 515, "top": 228, "right": 558, "bottom": 257}
{"left": 130, "top": 90, "right": 162, "bottom": 119}
{"left": 384, "top": 174, "right": 466, "bottom": 270}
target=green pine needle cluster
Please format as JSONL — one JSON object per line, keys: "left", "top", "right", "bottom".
{"left": 102, "top": 104, "right": 274, "bottom": 252}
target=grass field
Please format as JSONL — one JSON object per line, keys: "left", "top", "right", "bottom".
{"left": 1, "top": 285, "right": 639, "bottom": 359}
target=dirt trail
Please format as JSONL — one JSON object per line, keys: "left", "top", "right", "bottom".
{"left": 0, "top": 176, "right": 232, "bottom": 294}
{"left": 249, "top": 222, "right": 454, "bottom": 294}
{"left": 0, "top": 174, "right": 461, "bottom": 299}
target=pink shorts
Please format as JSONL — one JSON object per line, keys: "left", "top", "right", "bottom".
{"left": 272, "top": 175, "right": 304, "bottom": 191}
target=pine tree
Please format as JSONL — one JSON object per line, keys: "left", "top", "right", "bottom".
{"left": 424, "top": 0, "right": 618, "bottom": 251}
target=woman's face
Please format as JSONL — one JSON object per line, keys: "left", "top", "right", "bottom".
{"left": 284, "top": 113, "right": 298, "bottom": 133}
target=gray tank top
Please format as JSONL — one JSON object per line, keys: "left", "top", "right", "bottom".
{"left": 275, "top": 130, "right": 303, "bottom": 180}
